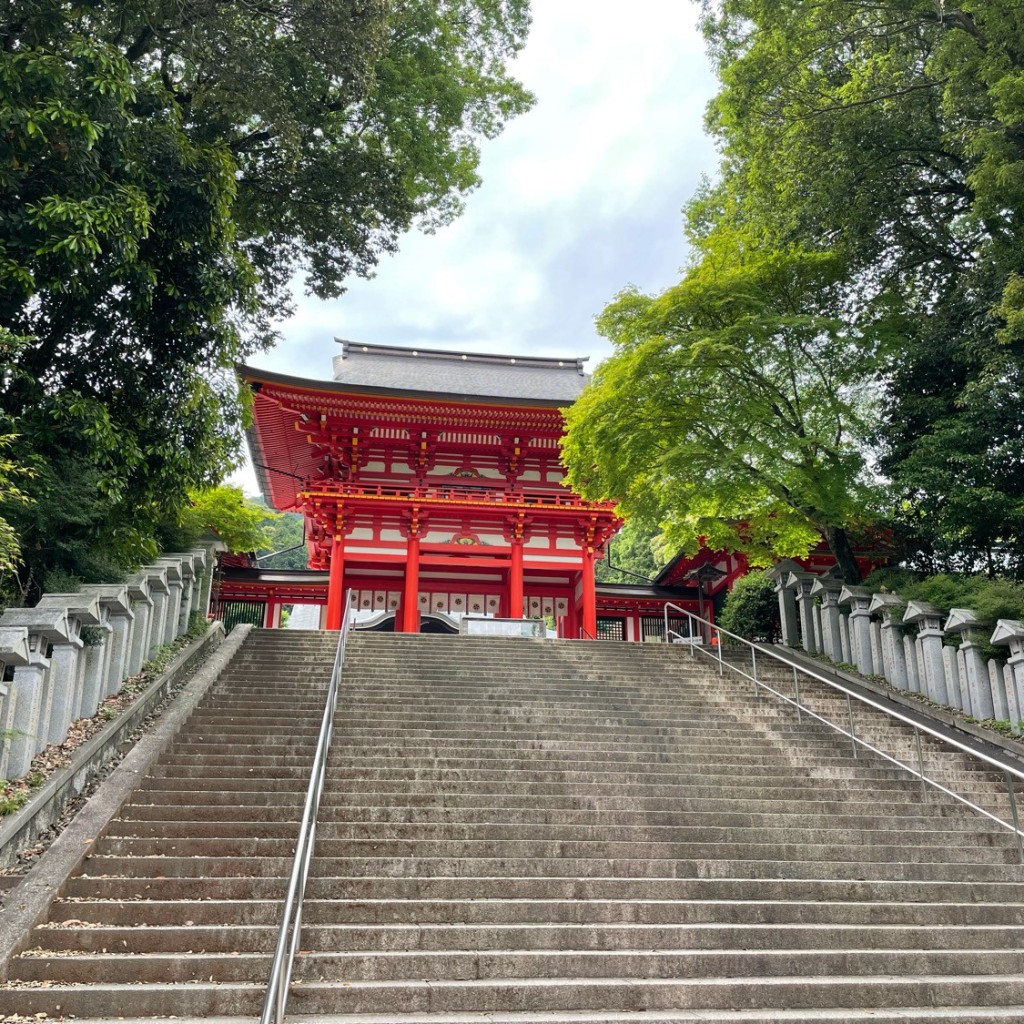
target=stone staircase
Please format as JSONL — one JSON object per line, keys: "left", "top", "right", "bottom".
{"left": 3, "top": 630, "right": 1024, "bottom": 1021}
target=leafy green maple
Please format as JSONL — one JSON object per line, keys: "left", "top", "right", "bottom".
{"left": 564, "top": 241, "right": 889, "bottom": 581}
{"left": 694, "top": 0, "right": 1024, "bottom": 572}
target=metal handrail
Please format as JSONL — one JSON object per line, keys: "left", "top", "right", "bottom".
{"left": 261, "top": 589, "right": 354, "bottom": 1024}
{"left": 663, "top": 600, "right": 1024, "bottom": 860}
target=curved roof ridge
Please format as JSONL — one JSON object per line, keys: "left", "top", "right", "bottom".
{"left": 336, "top": 338, "right": 588, "bottom": 373}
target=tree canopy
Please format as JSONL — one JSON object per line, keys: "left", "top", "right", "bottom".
{"left": 568, "top": 0, "right": 1024, "bottom": 580}
{"left": 0, "top": 0, "right": 532, "bottom": 601}
{"left": 564, "top": 240, "right": 887, "bottom": 580}
{"left": 695, "top": 0, "right": 1024, "bottom": 572}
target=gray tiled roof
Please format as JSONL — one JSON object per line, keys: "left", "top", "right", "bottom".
{"left": 332, "top": 341, "right": 588, "bottom": 402}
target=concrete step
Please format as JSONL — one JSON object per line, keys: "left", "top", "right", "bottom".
{"left": 46, "top": 896, "right": 1024, "bottom": 928}
{"left": 6, "top": 629, "right": 1024, "bottom": 1021}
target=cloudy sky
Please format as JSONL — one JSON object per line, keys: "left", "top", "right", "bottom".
{"left": 235, "top": 2, "right": 720, "bottom": 490}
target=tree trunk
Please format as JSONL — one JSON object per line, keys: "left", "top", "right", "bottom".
{"left": 824, "top": 525, "right": 862, "bottom": 584}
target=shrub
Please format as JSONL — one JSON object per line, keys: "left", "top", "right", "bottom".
{"left": 719, "top": 571, "right": 781, "bottom": 643}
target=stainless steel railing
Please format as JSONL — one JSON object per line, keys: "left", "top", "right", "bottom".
{"left": 663, "top": 600, "right": 1024, "bottom": 860}
{"left": 261, "top": 590, "right": 354, "bottom": 1024}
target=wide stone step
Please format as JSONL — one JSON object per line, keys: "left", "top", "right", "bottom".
{"left": 60, "top": 873, "right": 1024, "bottom": 903}
{"left": 9, "top": 629, "right": 1024, "bottom": 1023}
{"left": 30, "top": 921, "right": 1024, "bottom": 954}
{"left": 105, "top": 806, "right": 1003, "bottom": 834}
{"left": 101, "top": 818, "right": 1009, "bottom": 844}
{"left": 9, "top": 974, "right": 1024, "bottom": 1017}
{"left": 11, "top": 947, "right": 1024, "bottom": 986}
{"left": 73, "top": 853, "right": 1024, "bottom": 881}
{"left": 46, "top": 896, "right": 1024, "bottom": 928}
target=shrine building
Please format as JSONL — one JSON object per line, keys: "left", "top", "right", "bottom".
{"left": 239, "top": 342, "right": 634, "bottom": 638}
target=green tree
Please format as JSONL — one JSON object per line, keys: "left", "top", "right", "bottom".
{"left": 595, "top": 519, "right": 667, "bottom": 584}
{"left": 256, "top": 511, "right": 308, "bottom": 570}
{"left": 0, "top": 1, "right": 532, "bottom": 591}
{"left": 178, "top": 486, "right": 278, "bottom": 554}
{"left": 564, "top": 241, "right": 888, "bottom": 582}
{"left": 717, "top": 571, "right": 780, "bottom": 643}
{"left": 695, "top": 0, "right": 1024, "bottom": 572}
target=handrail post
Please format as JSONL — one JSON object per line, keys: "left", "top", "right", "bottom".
{"left": 793, "top": 665, "right": 801, "bottom": 720}
{"left": 846, "top": 693, "right": 857, "bottom": 758}
{"left": 915, "top": 727, "right": 928, "bottom": 802}
{"left": 716, "top": 626, "right": 723, "bottom": 676}
{"left": 751, "top": 645, "right": 759, "bottom": 698}
{"left": 1006, "top": 770, "right": 1024, "bottom": 864}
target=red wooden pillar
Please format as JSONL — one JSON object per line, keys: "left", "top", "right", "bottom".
{"left": 325, "top": 535, "right": 345, "bottom": 630}
{"left": 509, "top": 539, "right": 524, "bottom": 619}
{"left": 581, "top": 546, "right": 597, "bottom": 640}
{"left": 401, "top": 533, "right": 421, "bottom": 633}
{"left": 264, "top": 601, "right": 279, "bottom": 629}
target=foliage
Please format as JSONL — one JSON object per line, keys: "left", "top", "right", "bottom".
{"left": 717, "top": 571, "right": 780, "bottom": 643}
{"left": 255, "top": 509, "right": 309, "bottom": 569}
{"left": 564, "top": 240, "right": 888, "bottom": 581}
{"left": 178, "top": 486, "right": 278, "bottom": 554}
{"left": 695, "top": 0, "right": 1024, "bottom": 573}
{"left": 0, "top": 428, "right": 33, "bottom": 576}
{"left": 78, "top": 625, "right": 107, "bottom": 648}
{"left": 596, "top": 519, "right": 667, "bottom": 584}
{"left": 864, "top": 568, "right": 1024, "bottom": 627}
{"left": 0, "top": 1, "right": 532, "bottom": 593}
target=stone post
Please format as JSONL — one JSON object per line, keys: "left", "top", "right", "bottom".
{"left": 1001, "top": 662, "right": 1022, "bottom": 727}
{"left": 990, "top": 621, "right": 1024, "bottom": 730}
{"left": 869, "top": 594, "right": 908, "bottom": 690}
{"left": 142, "top": 566, "right": 170, "bottom": 661}
{"left": 840, "top": 612, "right": 853, "bottom": 664}
{"left": 811, "top": 578, "right": 845, "bottom": 662}
{"left": 33, "top": 594, "right": 99, "bottom": 741}
{"left": 189, "top": 548, "right": 208, "bottom": 618}
{"left": 82, "top": 585, "right": 134, "bottom": 698}
{"left": 0, "top": 627, "right": 31, "bottom": 780}
{"left": 787, "top": 571, "right": 821, "bottom": 654}
{"left": 945, "top": 646, "right": 966, "bottom": 714}
{"left": 903, "top": 635, "right": 921, "bottom": 693}
{"left": 904, "top": 601, "right": 949, "bottom": 706}
{"left": 0, "top": 607, "right": 73, "bottom": 770}
{"left": 768, "top": 560, "right": 802, "bottom": 647}
{"left": 165, "top": 552, "right": 198, "bottom": 636}
{"left": 990, "top": 660, "right": 1012, "bottom": 723}
{"left": 155, "top": 558, "right": 185, "bottom": 645}
{"left": 126, "top": 574, "right": 154, "bottom": 677}
{"left": 196, "top": 539, "right": 225, "bottom": 621}
{"left": 839, "top": 585, "right": 875, "bottom": 676}
{"left": 945, "top": 608, "right": 995, "bottom": 721}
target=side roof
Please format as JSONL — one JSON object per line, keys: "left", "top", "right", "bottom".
{"left": 332, "top": 340, "right": 589, "bottom": 402}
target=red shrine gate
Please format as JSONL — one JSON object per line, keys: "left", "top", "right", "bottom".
{"left": 240, "top": 343, "right": 622, "bottom": 637}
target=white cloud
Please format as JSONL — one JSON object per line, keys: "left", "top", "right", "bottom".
{"left": 238, "top": 1, "right": 720, "bottom": 493}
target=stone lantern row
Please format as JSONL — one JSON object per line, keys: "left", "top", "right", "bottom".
{"left": 0, "top": 549, "right": 215, "bottom": 781}
{"left": 770, "top": 559, "right": 1024, "bottom": 731}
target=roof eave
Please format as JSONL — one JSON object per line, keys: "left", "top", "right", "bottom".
{"left": 238, "top": 363, "right": 580, "bottom": 409}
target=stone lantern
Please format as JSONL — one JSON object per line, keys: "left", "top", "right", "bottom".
{"left": 869, "top": 593, "right": 909, "bottom": 690}
{"left": 990, "top": 620, "right": 1024, "bottom": 728}
{"left": 787, "top": 570, "right": 823, "bottom": 654}
{"left": 839, "top": 585, "right": 875, "bottom": 676}
{"left": 945, "top": 608, "right": 997, "bottom": 720}
{"left": 810, "top": 577, "right": 845, "bottom": 663}
{"left": 903, "top": 601, "right": 950, "bottom": 707}
{"left": 0, "top": 606, "right": 74, "bottom": 776}
{"left": 767, "top": 559, "right": 802, "bottom": 647}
